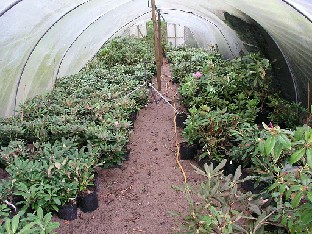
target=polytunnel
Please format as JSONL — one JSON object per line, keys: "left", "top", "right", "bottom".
{"left": 0, "top": 0, "right": 312, "bottom": 117}
{"left": 2, "top": 1, "right": 312, "bottom": 233}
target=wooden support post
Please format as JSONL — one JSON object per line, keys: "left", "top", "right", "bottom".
{"left": 174, "top": 24, "right": 177, "bottom": 47}
{"left": 151, "top": 0, "right": 161, "bottom": 91}
{"left": 157, "top": 9, "right": 162, "bottom": 90}
{"left": 157, "top": 9, "right": 163, "bottom": 63}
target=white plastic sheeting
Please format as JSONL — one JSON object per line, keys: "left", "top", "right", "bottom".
{"left": 0, "top": 0, "right": 311, "bottom": 116}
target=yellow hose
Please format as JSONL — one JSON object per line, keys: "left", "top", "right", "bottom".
{"left": 173, "top": 100, "right": 187, "bottom": 184}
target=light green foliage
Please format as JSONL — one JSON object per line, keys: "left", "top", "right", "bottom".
{"left": 169, "top": 47, "right": 307, "bottom": 166}
{"left": 1, "top": 37, "right": 152, "bottom": 166}
{"left": 167, "top": 47, "right": 222, "bottom": 83}
{"left": 180, "top": 160, "right": 271, "bottom": 234}
{"left": 228, "top": 123, "right": 264, "bottom": 167}
{"left": 1, "top": 138, "right": 101, "bottom": 211}
{"left": 267, "top": 95, "right": 306, "bottom": 129}
{"left": 252, "top": 123, "right": 312, "bottom": 233}
{"left": 170, "top": 46, "right": 310, "bottom": 233}
{"left": 0, "top": 208, "right": 59, "bottom": 234}
{"left": 0, "top": 37, "right": 154, "bottom": 225}
{"left": 183, "top": 106, "right": 240, "bottom": 161}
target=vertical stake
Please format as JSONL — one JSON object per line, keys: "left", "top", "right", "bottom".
{"left": 174, "top": 24, "right": 177, "bottom": 47}
{"left": 151, "top": 0, "right": 161, "bottom": 91}
{"left": 157, "top": 9, "right": 162, "bottom": 90}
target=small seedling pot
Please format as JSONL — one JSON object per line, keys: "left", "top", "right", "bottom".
{"left": 129, "top": 111, "right": 138, "bottom": 123}
{"left": 241, "top": 168, "right": 268, "bottom": 194}
{"left": 122, "top": 147, "right": 131, "bottom": 161}
{"left": 223, "top": 160, "right": 238, "bottom": 176}
{"left": 175, "top": 112, "right": 187, "bottom": 128}
{"left": 57, "top": 201, "right": 77, "bottom": 221}
{"left": 77, "top": 188, "right": 98, "bottom": 213}
{"left": 179, "top": 142, "right": 197, "bottom": 160}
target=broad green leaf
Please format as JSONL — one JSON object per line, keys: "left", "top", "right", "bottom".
{"left": 307, "top": 192, "right": 312, "bottom": 203}
{"left": 301, "top": 208, "right": 312, "bottom": 224}
{"left": 53, "top": 197, "right": 61, "bottom": 206}
{"left": 5, "top": 218, "right": 11, "bottom": 233}
{"left": 279, "top": 184, "right": 287, "bottom": 194}
{"left": 301, "top": 215, "right": 312, "bottom": 225}
{"left": 12, "top": 214, "right": 20, "bottom": 233}
{"left": 264, "top": 135, "right": 275, "bottom": 156}
{"left": 37, "top": 207, "right": 43, "bottom": 219}
{"left": 51, "top": 204, "right": 59, "bottom": 212}
{"left": 249, "top": 203, "right": 262, "bottom": 216}
{"left": 18, "top": 222, "right": 37, "bottom": 234}
{"left": 289, "top": 185, "right": 302, "bottom": 192}
{"left": 307, "top": 149, "right": 312, "bottom": 168}
{"left": 268, "top": 183, "right": 279, "bottom": 191}
{"left": 294, "top": 127, "right": 306, "bottom": 141}
{"left": 305, "top": 130, "right": 312, "bottom": 144}
{"left": 257, "top": 140, "right": 265, "bottom": 154}
{"left": 43, "top": 212, "right": 53, "bottom": 223}
{"left": 292, "top": 192, "right": 303, "bottom": 208}
{"left": 213, "top": 159, "right": 226, "bottom": 173}
{"left": 273, "top": 142, "right": 283, "bottom": 162}
{"left": 278, "top": 134, "right": 291, "bottom": 149}
{"left": 290, "top": 148, "right": 305, "bottom": 164}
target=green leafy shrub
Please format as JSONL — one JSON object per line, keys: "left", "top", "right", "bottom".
{"left": 180, "top": 160, "right": 272, "bottom": 234}
{"left": 183, "top": 106, "right": 240, "bottom": 161}
{"left": 0, "top": 208, "right": 59, "bottom": 234}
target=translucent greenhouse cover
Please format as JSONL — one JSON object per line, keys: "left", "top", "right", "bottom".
{"left": 0, "top": 0, "right": 311, "bottom": 117}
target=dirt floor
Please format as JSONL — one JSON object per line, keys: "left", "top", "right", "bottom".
{"left": 55, "top": 60, "right": 203, "bottom": 234}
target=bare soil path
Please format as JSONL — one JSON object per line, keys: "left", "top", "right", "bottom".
{"left": 56, "top": 59, "right": 202, "bottom": 234}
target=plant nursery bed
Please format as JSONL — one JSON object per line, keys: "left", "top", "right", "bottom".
{"left": 55, "top": 59, "right": 204, "bottom": 234}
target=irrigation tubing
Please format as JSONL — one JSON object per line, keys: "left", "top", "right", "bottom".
{"left": 149, "top": 84, "right": 178, "bottom": 113}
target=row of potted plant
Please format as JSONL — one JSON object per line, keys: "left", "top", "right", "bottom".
{"left": 0, "top": 37, "right": 155, "bottom": 231}
{"left": 168, "top": 47, "right": 312, "bottom": 233}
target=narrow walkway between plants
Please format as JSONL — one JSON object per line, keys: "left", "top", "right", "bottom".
{"left": 56, "top": 59, "right": 202, "bottom": 234}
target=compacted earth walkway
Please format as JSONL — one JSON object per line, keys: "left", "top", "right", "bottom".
{"left": 57, "top": 60, "right": 202, "bottom": 234}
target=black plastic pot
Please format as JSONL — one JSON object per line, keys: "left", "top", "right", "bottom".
{"left": 176, "top": 112, "right": 187, "bottom": 128}
{"left": 57, "top": 202, "right": 77, "bottom": 221}
{"left": 129, "top": 111, "right": 138, "bottom": 123}
{"left": 223, "top": 160, "right": 239, "bottom": 176}
{"left": 241, "top": 169, "right": 269, "bottom": 194}
{"left": 77, "top": 189, "right": 98, "bottom": 213}
{"left": 12, "top": 195, "right": 25, "bottom": 210}
{"left": 122, "top": 147, "right": 131, "bottom": 161}
{"left": 179, "top": 142, "right": 197, "bottom": 160}
{"left": 0, "top": 163, "right": 5, "bottom": 170}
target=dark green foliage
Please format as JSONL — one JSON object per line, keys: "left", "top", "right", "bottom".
{"left": 168, "top": 48, "right": 307, "bottom": 165}
{"left": 170, "top": 47, "right": 311, "bottom": 233}
{"left": 0, "top": 37, "right": 153, "bottom": 226}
